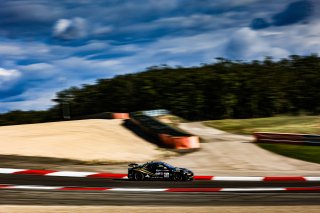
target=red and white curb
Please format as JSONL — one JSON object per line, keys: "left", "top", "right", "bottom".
{"left": 0, "top": 168, "right": 128, "bottom": 179}
{"left": 0, "top": 184, "right": 319, "bottom": 192}
{"left": 1, "top": 168, "right": 319, "bottom": 181}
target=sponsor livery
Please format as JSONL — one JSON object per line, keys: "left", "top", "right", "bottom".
{"left": 128, "top": 161, "right": 193, "bottom": 181}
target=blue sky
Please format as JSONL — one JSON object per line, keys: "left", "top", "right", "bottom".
{"left": 0, "top": 0, "right": 319, "bottom": 113}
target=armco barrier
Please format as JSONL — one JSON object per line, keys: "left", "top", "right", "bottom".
{"left": 304, "top": 134, "right": 320, "bottom": 142}
{"left": 73, "top": 112, "right": 113, "bottom": 120}
{"left": 254, "top": 132, "right": 320, "bottom": 145}
{"left": 131, "top": 113, "right": 200, "bottom": 149}
{"left": 141, "top": 109, "right": 170, "bottom": 117}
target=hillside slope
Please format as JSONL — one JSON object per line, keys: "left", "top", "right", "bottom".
{"left": 0, "top": 119, "right": 164, "bottom": 162}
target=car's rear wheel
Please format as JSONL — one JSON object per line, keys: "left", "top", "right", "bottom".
{"left": 134, "top": 172, "right": 145, "bottom": 181}
{"left": 172, "top": 173, "right": 184, "bottom": 181}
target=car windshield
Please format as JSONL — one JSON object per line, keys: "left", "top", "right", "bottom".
{"left": 162, "top": 162, "right": 175, "bottom": 169}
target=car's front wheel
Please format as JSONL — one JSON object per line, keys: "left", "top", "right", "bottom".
{"left": 172, "top": 172, "right": 184, "bottom": 181}
{"left": 133, "top": 172, "right": 145, "bottom": 181}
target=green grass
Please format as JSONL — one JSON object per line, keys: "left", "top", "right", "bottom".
{"left": 258, "top": 143, "right": 320, "bottom": 164}
{"left": 204, "top": 115, "right": 320, "bottom": 135}
{"left": 204, "top": 115, "right": 320, "bottom": 164}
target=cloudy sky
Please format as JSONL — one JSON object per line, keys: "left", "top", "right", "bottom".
{"left": 0, "top": 0, "right": 319, "bottom": 113}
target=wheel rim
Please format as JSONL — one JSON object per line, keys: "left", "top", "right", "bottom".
{"left": 134, "top": 172, "right": 144, "bottom": 181}
{"left": 173, "top": 173, "right": 183, "bottom": 181}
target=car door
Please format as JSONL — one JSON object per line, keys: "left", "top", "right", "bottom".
{"left": 162, "top": 164, "right": 170, "bottom": 179}
{"left": 145, "top": 163, "right": 156, "bottom": 178}
{"left": 155, "top": 163, "right": 170, "bottom": 179}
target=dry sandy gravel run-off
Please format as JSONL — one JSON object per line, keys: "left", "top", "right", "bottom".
{"left": 0, "top": 119, "right": 166, "bottom": 163}
{"left": 165, "top": 122, "right": 320, "bottom": 176}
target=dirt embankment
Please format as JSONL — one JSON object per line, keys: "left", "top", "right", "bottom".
{"left": 0, "top": 119, "right": 165, "bottom": 163}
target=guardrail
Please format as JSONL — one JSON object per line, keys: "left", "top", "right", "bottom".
{"left": 130, "top": 113, "right": 200, "bottom": 149}
{"left": 140, "top": 109, "right": 170, "bottom": 117}
{"left": 253, "top": 132, "right": 320, "bottom": 145}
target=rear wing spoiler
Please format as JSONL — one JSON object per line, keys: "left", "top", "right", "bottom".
{"left": 128, "top": 163, "right": 139, "bottom": 167}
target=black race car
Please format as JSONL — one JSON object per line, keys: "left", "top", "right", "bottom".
{"left": 128, "top": 161, "right": 193, "bottom": 181}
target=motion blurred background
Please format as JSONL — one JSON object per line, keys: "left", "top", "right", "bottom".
{"left": 0, "top": 0, "right": 319, "bottom": 124}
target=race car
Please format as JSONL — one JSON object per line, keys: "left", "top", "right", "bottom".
{"left": 128, "top": 161, "right": 193, "bottom": 181}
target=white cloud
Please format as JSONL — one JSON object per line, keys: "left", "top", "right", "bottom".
{"left": 227, "top": 0, "right": 260, "bottom": 7}
{"left": 19, "top": 63, "right": 57, "bottom": 80}
{"left": 93, "top": 25, "right": 113, "bottom": 35}
{"left": 0, "top": 90, "right": 57, "bottom": 112}
{"left": 53, "top": 17, "right": 88, "bottom": 39}
{"left": 0, "top": 44, "right": 24, "bottom": 55}
{"left": 225, "top": 27, "right": 290, "bottom": 60}
{"left": 52, "top": 56, "right": 121, "bottom": 79}
{"left": 0, "top": 68, "right": 20, "bottom": 77}
{"left": 0, "top": 68, "right": 21, "bottom": 91}
{"left": 154, "top": 14, "right": 215, "bottom": 28}
{"left": 0, "top": 1, "right": 62, "bottom": 23}
{"left": 0, "top": 40, "right": 50, "bottom": 61}
{"left": 54, "top": 19, "right": 71, "bottom": 34}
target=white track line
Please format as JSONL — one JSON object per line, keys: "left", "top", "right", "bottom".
{"left": 108, "top": 188, "right": 167, "bottom": 192}
{"left": 8, "top": 185, "right": 62, "bottom": 190}
{"left": 304, "top": 177, "right": 320, "bottom": 181}
{"left": 0, "top": 168, "right": 26, "bottom": 174}
{"left": 212, "top": 177, "right": 264, "bottom": 181}
{"left": 221, "top": 188, "right": 285, "bottom": 192}
{"left": 45, "top": 171, "right": 97, "bottom": 177}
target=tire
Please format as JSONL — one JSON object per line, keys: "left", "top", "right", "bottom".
{"left": 134, "top": 172, "right": 145, "bottom": 181}
{"left": 188, "top": 177, "right": 194, "bottom": 181}
{"left": 172, "top": 173, "right": 184, "bottom": 181}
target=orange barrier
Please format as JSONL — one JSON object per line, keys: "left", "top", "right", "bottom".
{"left": 130, "top": 114, "right": 200, "bottom": 149}
{"left": 171, "top": 136, "right": 200, "bottom": 149}
{"left": 159, "top": 134, "right": 200, "bottom": 149}
{"left": 112, "top": 113, "right": 130, "bottom": 119}
{"left": 159, "top": 134, "right": 174, "bottom": 147}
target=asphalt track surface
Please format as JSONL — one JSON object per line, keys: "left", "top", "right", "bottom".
{"left": 0, "top": 174, "right": 319, "bottom": 206}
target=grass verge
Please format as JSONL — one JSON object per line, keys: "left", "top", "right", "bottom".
{"left": 258, "top": 143, "right": 320, "bottom": 164}
{"left": 204, "top": 115, "right": 320, "bottom": 164}
{"left": 204, "top": 115, "right": 320, "bottom": 135}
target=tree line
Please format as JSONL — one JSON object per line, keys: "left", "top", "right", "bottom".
{"left": 1, "top": 54, "right": 320, "bottom": 125}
